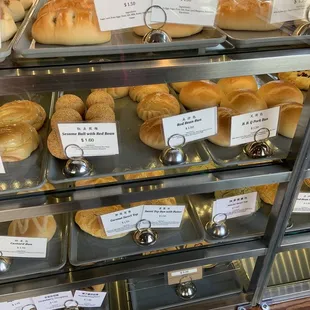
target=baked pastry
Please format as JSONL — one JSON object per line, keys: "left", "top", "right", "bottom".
{"left": 0, "top": 8, "right": 17, "bottom": 42}
{"left": 19, "top": 0, "right": 33, "bottom": 10}
{"left": 216, "top": 0, "right": 283, "bottom": 31}
{"left": 55, "top": 94, "right": 85, "bottom": 116}
{"left": 51, "top": 108, "right": 82, "bottom": 131}
{"left": 2, "top": 0, "right": 25, "bottom": 22}
{"left": 277, "top": 103, "right": 303, "bottom": 139}
{"left": 129, "top": 84, "right": 169, "bottom": 103}
{"left": 137, "top": 92, "right": 180, "bottom": 121}
{"left": 207, "top": 107, "right": 238, "bottom": 147}
{"left": 304, "top": 179, "right": 310, "bottom": 188}
{"left": 86, "top": 91, "right": 115, "bottom": 109}
{"left": 47, "top": 130, "right": 67, "bottom": 160}
{"left": 8, "top": 215, "right": 57, "bottom": 241}
{"left": 82, "top": 284, "right": 105, "bottom": 292}
{"left": 91, "top": 87, "right": 129, "bottom": 99}
{"left": 217, "top": 76, "right": 258, "bottom": 95}
{"left": 75, "top": 205, "right": 128, "bottom": 239}
{"left": 0, "top": 100, "right": 46, "bottom": 130}
{"left": 0, "top": 123, "right": 39, "bottom": 162}
{"left": 130, "top": 197, "right": 177, "bottom": 207}
{"left": 139, "top": 116, "right": 166, "bottom": 150}
{"left": 278, "top": 71, "right": 310, "bottom": 91}
{"left": 171, "top": 81, "right": 208, "bottom": 93}
{"left": 255, "top": 183, "right": 279, "bottom": 205}
{"left": 179, "top": 81, "right": 224, "bottom": 110}
{"left": 75, "top": 176, "right": 117, "bottom": 187}
{"left": 124, "top": 170, "right": 164, "bottom": 180}
{"left": 258, "top": 81, "right": 304, "bottom": 108}
{"left": 85, "top": 104, "right": 115, "bottom": 122}
{"left": 133, "top": 23, "right": 203, "bottom": 38}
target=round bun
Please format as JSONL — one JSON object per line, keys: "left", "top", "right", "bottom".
{"left": 222, "top": 90, "right": 267, "bottom": 114}
{"left": 258, "top": 81, "right": 304, "bottom": 108}
{"left": 278, "top": 71, "right": 310, "bottom": 91}
{"left": 3, "top": 0, "right": 25, "bottom": 22}
{"left": 179, "top": 81, "right": 224, "bottom": 110}
{"left": 130, "top": 197, "right": 176, "bottom": 207}
{"left": 0, "top": 123, "right": 39, "bottom": 162}
{"left": 129, "top": 84, "right": 169, "bottom": 103}
{"left": 8, "top": 215, "right": 57, "bottom": 242}
{"left": 304, "top": 179, "right": 310, "bottom": 188}
{"left": 85, "top": 104, "right": 115, "bottom": 122}
{"left": 0, "top": 8, "right": 17, "bottom": 42}
{"left": 55, "top": 94, "right": 85, "bottom": 116}
{"left": 139, "top": 116, "right": 166, "bottom": 150}
{"left": 137, "top": 92, "right": 180, "bottom": 121}
{"left": 124, "top": 170, "right": 164, "bottom": 180}
{"left": 20, "top": 0, "right": 33, "bottom": 10}
{"left": 171, "top": 80, "right": 208, "bottom": 93}
{"left": 217, "top": 76, "right": 258, "bottom": 95}
{"left": 133, "top": 23, "right": 203, "bottom": 38}
{"left": 51, "top": 108, "right": 82, "bottom": 131}
{"left": 207, "top": 107, "right": 238, "bottom": 147}
{"left": 0, "top": 100, "right": 46, "bottom": 130}
{"left": 86, "top": 91, "right": 115, "bottom": 109}
{"left": 255, "top": 183, "right": 279, "bottom": 205}
{"left": 75, "top": 176, "right": 117, "bottom": 187}
{"left": 47, "top": 130, "right": 67, "bottom": 160}
{"left": 91, "top": 87, "right": 129, "bottom": 99}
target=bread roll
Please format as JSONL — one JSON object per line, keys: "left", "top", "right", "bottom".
{"left": 0, "top": 8, "right": 17, "bottom": 42}
{"left": 0, "top": 100, "right": 46, "bottom": 130}
{"left": 129, "top": 84, "right": 169, "bottom": 103}
{"left": 207, "top": 107, "right": 238, "bottom": 147}
{"left": 2, "top": 0, "right": 25, "bottom": 22}
{"left": 85, "top": 104, "right": 115, "bottom": 122}
{"left": 258, "top": 81, "right": 304, "bottom": 108}
{"left": 19, "top": 0, "right": 33, "bottom": 10}
{"left": 217, "top": 76, "right": 258, "bottom": 95}
{"left": 171, "top": 81, "right": 208, "bottom": 93}
{"left": 124, "top": 170, "right": 164, "bottom": 180}
{"left": 8, "top": 215, "right": 57, "bottom": 241}
{"left": 0, "top": 123, "right": 39, "bottom": 162}
{"left": 75, "top": 176, "right": 117, "bottom": 187}
{"left": 130, "top": 197, "right": 176, "bottom": 207}
{"left": 133, "top": 23, "right": 203, "bottom": 38}
{"left": 179, "top": 81, "right": 224, "bottom": 110}
{"left": 47, "top": 130, "right": 67, "bottom": 160}
{"left": 82, "top": 284, "right": 105, "bottom": 292}
{"left": 278, "top": 71, "right": 310, "bottom": 91}
{"left": 304, "top": 179, "right": 310, "bottom": 188}
{"left": 216, "top": 0, "right": 283, "bottom": 31}
{"left": 255, "top": 183, "right": 279, "bottom": 205}
{"left": 139, "top": 116, "right": 166, "bottom": 150}
{"left": 51, "top": 108, "right": 82, "bottom": 131}
{"left": 91, "top": 87, "right": 129, "bottom": 99}
{"left": 55, "top": 94, "right": 85, "bottom": 116}
{"left": 137, "top": 92, "right": 180, "bottom": 121}
{"left": 75, "top": 205, "right": 128, "bottom": 239}
{"left": 86, "top": 91, "right": 114, "bottom": 109}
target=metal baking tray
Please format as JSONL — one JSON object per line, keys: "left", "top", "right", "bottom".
{"left": 0, "top": 214, "right": 68, "bottom": 282}
{"left": 13, "top": 0, "right": 226, "bottom": 58}
{"left": 0, "top": 92, "right": 53, "bottom": 195}
{"left": 69, "top": 196, "right": 204, "bottom": 266}
{"left": 47, "top": 90, "right": 210, "bottom": 184}
{"left": 128, "top": 263, "right": 242, "bottom": 310}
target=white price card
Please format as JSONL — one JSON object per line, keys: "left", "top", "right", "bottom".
{"left": 58, "top": 123, "right": 119, "bottom": 157}
{"left": 100, "top": 206, "right": 144, "bottom": 237}
{"left": 9, "top": 298, "right": 35, "bottom": 310}
{"left": 33, "top": 291, "right": 73, "bottom": 310}
{"left": 0, "top": 157, "right": 5, "bottom": 174}
{"left": 152, "top": 0, "right": 218, "bottom": 26}
{"left": 94, "top": 0, "right": 152, "bottom": 31}
{"left": 230, "top": 107, "right": 280, "bottom": 146}
{"left": 162, "top": 107, "right": 217, "bottom": 146}
{"left": 293, "top": 192, "right": 310, "bottom": 213}
{"left": 74, "top": 290, "right": 107, "bottom": 308}
{"left": 0, "top": 302, "right": 11, "bottom": 310}
{"left": 213, "top": 192, "right": 258, "bottom": 219}
{"left": 0, "top": 236, "right": 47, "bottom": 258}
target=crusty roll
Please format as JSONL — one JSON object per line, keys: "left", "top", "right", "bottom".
{"left": 75, "top": 176, "right": 117, "bottom": 187}
{"left": 258, "top": 81, "right": 304, "bottom": 108}
{"left": 0, "top": 100, "right": 46, "bottom": 130}
{"left": 51, "top": 108, "right": 82, "bottom": 131}
{"left": 217, "top": 76, "right": 258, "bottom": 95}
{"left": 85, "top": 104, "right": 115, "bottom": 122}
{"left": 91, "top": 87, "right": 129, "bottom": 99}
{"left": 55, "top": 94, "right": 85, "bottom": 116}
{"left": 2, "top": 0, "right": 25, "bottom": 22}
{"left": 171, "top": 80, "right": 208, "bottom": 93}
{"left": 0, "top": 123, "right": 39, "bottom": 162}
{"left": 255, "top": 183, "right": 279, "bottom": 205}
{"left": 137, "top": 92, "right": 180, "bottom": 121}
{"left": 47, "top": 130, "right": 67, "bottom": 160}
{"left": 133, "top": 23, "right": 203, "bottom": 38}
{"left": 124, "top": 170, "right": 164, "bottom": 180}
{"left": 179, "top": 81, "right": 224, "bottom": 110}
{"left": 129, "top": 84, "right": 169, "bottom": 103}
{"left": 8, "top": 215, "right": 57, "bottom": 241}
{"left": 130, "top": 197, "right": 176, "bottom": 207}
{"left": 278, "top": 71, "right": 310, "bottom": 91}
{"left": 0, "top": 8, "right": 17, "bottom": 42}
{"left": 86, "top": 91, "right": 115, "bottom": 109}
{"left": 216, "top": 0, "right": 283, "bottom": 31}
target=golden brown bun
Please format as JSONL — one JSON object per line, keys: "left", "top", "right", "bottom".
{"left": 217, "top": 76, "right": 258, "bottom": 95}
{"left": 0, "top": 123, "right": 39, "bottom": 162}
{"left": 8, "top": 215, "right": 57, "bottom": 242}
{"left": 207, "top": 107, "right": 238, "bottom": 147}
{"left": 0, "top": 8, "right": 17, "bottom": 42}
{"left": 255, "top": 183, "right": 279, "bottom": 205}
{"left": 130, "top": 197, "right": 176, "bottom": 207}
{"left": 0, "top": 100, "right": 46, "bottom": 130}
{"left": 179, "top": 81, "right": 224, "bottom": 110}
{"left": 133, "top": 23, "right": 203, "bottom": 38}
{"left": 75, "top": 176, "right": 117, "bottom": 187}
{"left": 75, "top": 205, "right": 128, "bottom": 239}
{"left": 129, "top": 84, "right": 169, "bottom": 103}
{"left": 86, "top": 91, "right": 115, "bottom": 109}
{"left": 171, "top": 80, "right": 208, "bottom": 93}
{"left": 51, "top": 108, "right": 82, "bottom": 131}
{"left": 47, "top": 130, "right": 67, "bottom": 160}
{"left": 82, "top": 284, "right": 105, "bottom": 292}
{"left": 278, "top": 71, "right": 310, "bottom": 91}
{"left": 222, "top": 90, "right": 267, "bottom": 114}
{"left": 304, "top": 179, "right": 310, "bottom": 188}
{"left": 137, "top": 92, "right": 180, "bottom": 121}
{"left": 258, "top": 81, "right": 304, "bottom": 108}
{"left": 277, "top": 103, "right": 303, "bottom": 139}
{"left": 216, "top": 0, "right": 283, "bottom": 31}
{"left": 124, "top": 170, "right": 164, "bottom": 180}
{"left": 85, "top": 104, "right": 115, "bottom": 122}
{"left": 139, "top": 116, "right": 166, "bottom": 150}
{"left": 91, "top": 87, "right": 129, "bottom": 99}
{"left": 55, "top": 94, "right": 85, "bottom": 116}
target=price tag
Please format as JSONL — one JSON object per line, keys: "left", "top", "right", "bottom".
{"left": 94, "top": 0, "right": 152, "bottom": 31}
{"left": 230, "top": 107, "right": 280, "bottom": 146}
{"left": 0, "top": 302, "right": 12, "bottom": 310}
{"left": 73, "top": 290, "right": 107, "bottom": 308}
{"left": 33, "top": 291, "right": 73, "bottom": 310}
{"left": 270, "top": 0, "right": 310, "bottom": 23}
{"left": 167, "top": 266, "right": 203, "bottom": 285}
{"left": 8, "top": 298, "right": 35, "bottom": 310}
{"left": 162, "top": 107, "right": 217, "bottom": 145}
{"left": 0, "top": 236, "right": 47, "bottom": 258}
{"left": 293, "top": 192, "right": 310, "bottom": 213}
{"left": 213, "top": 192, "right": 258, "bottom": 219}
{"left": 58, "top": 123, "right": 119, "bottom": 157}
{"left": 0, "top": 156, "right": 5, "bottom": 174}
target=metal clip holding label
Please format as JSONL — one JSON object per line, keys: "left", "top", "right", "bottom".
{"left": 175, "top": 276, "right": 197, "bottom": 300}
{"left": 160, "top": 134, "right": 187, "bottom": 166}
{"left": 205, "top": 213, "right": 229, "bottom": 239}
{"left": 21, "top": 305, "right": 36, "bottom": 310}
{"left": 64, "top": 299, "right": 79, "bottom": 310}
{"left": 133, "top": 219, "right": 158, "bottom": 246}
{"left": 0, "top": 250, "right": 11, "bottom": 273}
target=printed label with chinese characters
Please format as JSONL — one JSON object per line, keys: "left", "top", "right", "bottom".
{"left": 33, "top": 291, "right": 73, "bottom": 310}
{"left": 73, "top": 290, "right": 107, "bottom": 308}
{"left": 293, "top": 192, "right": 310, "bottom": 213}
{"left": 167, "top": 266, "right": 203, "bottom": 285}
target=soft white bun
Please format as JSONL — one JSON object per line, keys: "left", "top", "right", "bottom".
{"left": 0, "top": 8, "right": 17, "bottom": 42}
{"left": 217, "top": 76, "right": 258, "bottom": 95}
{"left": 2, "top": 0, "right": 25, "bottom": 22}
{"left": 129, "top": 84, "right": 169, "bottom": 103}
{"left": 91, "top": 87, "right": 129, "bottom": 99}
{"left": 19, "top": 0, "right": 33, "bottom": 10}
